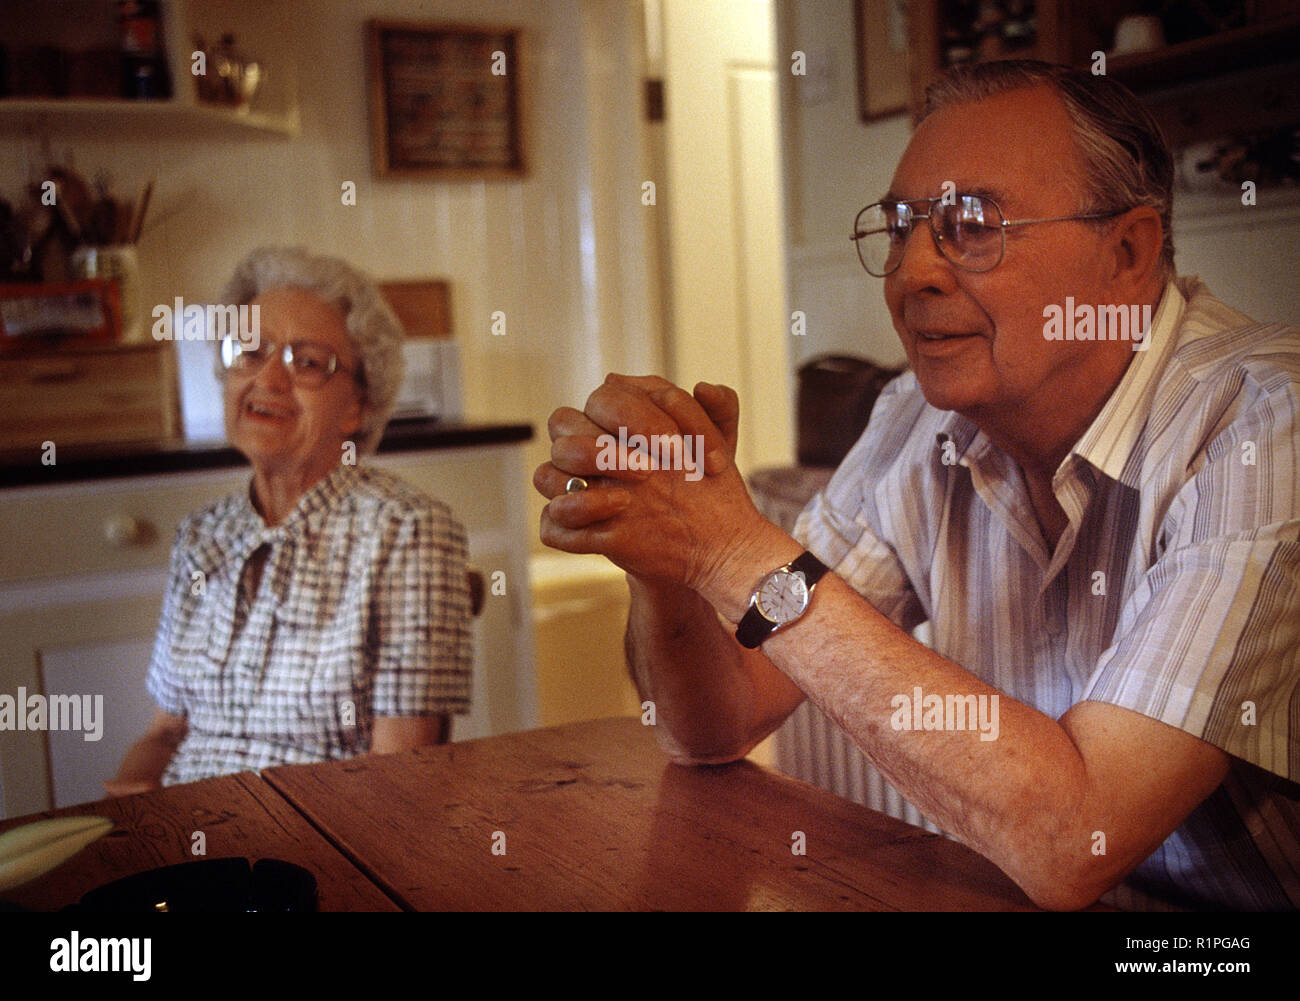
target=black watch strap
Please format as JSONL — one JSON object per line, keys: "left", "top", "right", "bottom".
{"left": 789, "top": 551, "right": 830, "bottom": 585}
{"left": 735, "top": 551, "right": 829, "bottom": 649}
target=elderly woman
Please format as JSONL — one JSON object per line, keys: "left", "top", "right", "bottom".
{"left": 108, "top": 247, "right": 472, "bottom": 792}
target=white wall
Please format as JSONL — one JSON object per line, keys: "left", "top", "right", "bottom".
{"left": 2, "top": 0, "right": 664, "bottom": 549}
{"left": 778, "top": 0, "right": 912, "bottom": 372}
{"left": 1171, "top": 187, "right": 1300, "bottom": 326}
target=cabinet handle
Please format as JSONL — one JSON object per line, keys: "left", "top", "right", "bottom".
{"left": 103, "top": 514, "right": 155, "bottom": 548}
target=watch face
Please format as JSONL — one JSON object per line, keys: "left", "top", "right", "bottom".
{"left": 755, "top": 570, "right": 809, "bottom": 624}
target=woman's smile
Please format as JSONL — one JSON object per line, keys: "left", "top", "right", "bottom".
{"left": 241, "top": 396, "right": 298, "bottom": 423}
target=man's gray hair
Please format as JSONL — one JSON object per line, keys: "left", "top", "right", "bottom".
{"left": 220, "top": 247, "right": 405, "bottom": 454}
{"left": 923, "top": 60, "right": 1175, "bottom": 278}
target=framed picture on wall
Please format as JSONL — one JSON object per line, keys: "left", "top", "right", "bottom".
{"left": 367, "top": 20, "right": 527, "bottom": 179}
{"left": 855, "top": 0, "right": 911, "bottom": 121}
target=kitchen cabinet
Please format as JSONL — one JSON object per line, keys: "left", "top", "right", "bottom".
{"left": 0, "top": 426, "right": 537, "bottom": 819}
{"left": 905, "top": 2, "right": 1300, "bottom": 146}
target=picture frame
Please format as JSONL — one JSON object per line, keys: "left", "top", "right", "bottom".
{"left": 366, "top": 20, "right": 527, "bottom": 179}
{"left": 855, "top": 0, "right": 911, "bottom": 121}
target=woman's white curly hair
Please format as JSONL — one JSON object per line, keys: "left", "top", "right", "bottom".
{"left": 219, "top": 247, "right": 405, "bottom": 454}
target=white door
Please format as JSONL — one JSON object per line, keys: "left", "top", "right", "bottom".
{"left": 659, "top": 0, "right": 792, "bottom": 473}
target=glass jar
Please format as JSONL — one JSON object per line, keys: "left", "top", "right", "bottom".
{"left": 71, "top": 245, "right": 144, "bottom": 343}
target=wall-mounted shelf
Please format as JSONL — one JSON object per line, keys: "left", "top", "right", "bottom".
{"left": 906, "top": 2, "right": 1300, "bottom": 147}
{"left": 1106, "top": 13, "right": 1300, "bottom": 92}
{"left": 0, "top": 0, "right": 298, "bottom": 138}
{"left": 0, "top": 96, "right": 296, "bottom": 138}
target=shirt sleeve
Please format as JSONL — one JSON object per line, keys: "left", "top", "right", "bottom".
{"left": 368, "top": 500, "right": 474, "bottom": 717}
{"left": 1082, "top": 373, "right": 1300, "bottom": 782}
{"left": 793, "top": 373, "right": 932, "bottom": 634}
{"left": 144, "top": 524, "right": 191, "bottom": 716}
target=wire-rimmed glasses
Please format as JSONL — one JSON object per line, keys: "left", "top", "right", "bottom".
{"left": 851, "top": 194, "right": 1126, "bottom": 276}
{"left": 218, "top": 335, "right": 357, "bottom": 388}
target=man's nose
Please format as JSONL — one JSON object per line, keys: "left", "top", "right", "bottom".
{"left": 891, "top": 218, "right": 956, "bottom": 293}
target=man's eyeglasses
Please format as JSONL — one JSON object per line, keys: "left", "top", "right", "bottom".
{"left": 851, "top": 194, "right": 1126, "bottom": 276}
{"left": 219, "top": 335, "right": 357, "bottom": 389}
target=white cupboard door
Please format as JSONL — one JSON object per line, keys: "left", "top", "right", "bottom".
{"left": 41, "top": 636, "right": 158, "bottom": 808}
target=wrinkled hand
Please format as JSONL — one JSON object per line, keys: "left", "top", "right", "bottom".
{"left": 535, "top": 374, "right": 774, "bottom": 597}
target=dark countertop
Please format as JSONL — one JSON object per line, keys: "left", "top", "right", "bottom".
{"left": 0, "top": 418, "right": 534, "bottom": 489}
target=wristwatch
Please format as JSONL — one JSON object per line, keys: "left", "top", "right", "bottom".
{"left": 735, "top": 551, "right": 829, "bottom": 648}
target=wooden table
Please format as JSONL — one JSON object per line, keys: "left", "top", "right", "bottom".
{"left": 262, "top": 716, "right": 1039, "bottom": 911}
{"left": 0, "top": 771, "right": 398, "bottom": 911}
{"left": 2, "top": 717, "right": 1042, "bottom": 911}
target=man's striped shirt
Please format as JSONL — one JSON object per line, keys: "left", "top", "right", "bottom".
{"left": 794, "top": 276, "right": 1299, "bottom": 910}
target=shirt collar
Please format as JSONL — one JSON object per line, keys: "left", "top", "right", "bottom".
{"left": 270, "top": 462, "right": 357, "bottom": 538}
{"left": 195, "top": 463, "right": 359, "bottom": 570}
{"left": 1069, "top": 278, "right": 1188, "bottom": 488}
{"left": 926, "top": 278, "right": 1189, "bottom": 486}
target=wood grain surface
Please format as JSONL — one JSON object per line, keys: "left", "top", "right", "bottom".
{"left": 264, "top": 716, "right": 1041, "bottom": 911}
{"left": 0, "top": 771, "right": 399, "bottom": 911}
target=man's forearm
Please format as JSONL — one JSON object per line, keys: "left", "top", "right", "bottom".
{"left": 704, "top": 564, "right": 1227, "bottom": 910}
{"left": 624, "top": 513, "right": 1103, "bottom": 902}
{"left": 625, "top": 574, "right": 801, "bottom": 762}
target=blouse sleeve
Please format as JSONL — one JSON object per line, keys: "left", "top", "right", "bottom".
{"left": 144, "top": 524, "right": 192, "bottom": 716}
{"left": 368, "top": 500, "right": 474, "bottom": 717}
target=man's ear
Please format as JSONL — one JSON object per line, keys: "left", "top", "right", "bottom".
{"left": 1107, "top": 205, "right": 1164, "bottom": 295}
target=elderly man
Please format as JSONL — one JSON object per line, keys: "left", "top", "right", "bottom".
{"left": 536, "top": 61, "right": 1298, "bottom": 911}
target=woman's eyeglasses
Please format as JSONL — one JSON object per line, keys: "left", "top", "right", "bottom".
{"left": 851, "top": 193, "right": 1126, "bottom": 276}
{"left": 219, "top": 335, "right": 357, "bottom": 388}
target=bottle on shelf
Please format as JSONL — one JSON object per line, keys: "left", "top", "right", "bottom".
{"left": 116, "top": 0, "right": 171, "bottom": 100}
